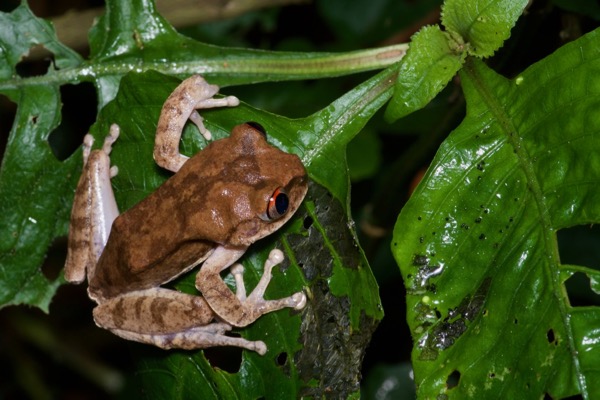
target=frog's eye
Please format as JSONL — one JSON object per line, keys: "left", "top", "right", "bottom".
{"left": 266, "top": 187, "right": 289, "bottom": 220}
{"left": 246, "top": 121, "right": 267, "bottom": 137}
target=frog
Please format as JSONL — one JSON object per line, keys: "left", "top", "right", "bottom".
{"left": 64, "top": 75, "right": 308, "bottom": 355}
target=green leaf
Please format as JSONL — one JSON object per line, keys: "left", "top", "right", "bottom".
{"left": 384, "top": 25, "right": 464, "bottom": 122}
{"left": 0, "top": 3, "right": 84, "bottom": 311}
{"left": 0, "top": 3, "right": 82, "bottom": 80}
{"left": 442, "top": 0, "right": 528, "bottom": 57}
{"left": 392, "top": 28, "right": 600, "bottom": 398}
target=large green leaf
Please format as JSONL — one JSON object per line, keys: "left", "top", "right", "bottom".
{"left": 392, "top": 29, "right": 600, "bottom": 398}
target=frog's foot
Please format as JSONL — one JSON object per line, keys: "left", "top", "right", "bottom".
{"left": 154, "top": 75, "right": 240, "bottom": 173}
{"left": 245, "top": 249, "right": 307, "bottom": 311}
{"left": 226, "top": 249, "right": 307, "bottom": 325}
{"left": 188, "top": 94, "right": 240, "bottom": 141}
{"left": 93, "top": 288, "right": 268, "bottom": 355}
{"left": 197, "top": 247, "right": 307, "bottom": 328}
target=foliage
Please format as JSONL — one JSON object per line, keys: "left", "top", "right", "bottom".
{"left": 1, "top": 0, "right": 600, "bottom": 398}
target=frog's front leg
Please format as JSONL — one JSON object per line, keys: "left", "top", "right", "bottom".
{"left": 93, "top": 287, "right": 267, "bottom": 354}
{"left": 153, "top": 75, "right": 239, "bottom": 173}
{"left": 65, "top": 124, "right": 120, "bottom": 283}
{"left": 196, "top": 247, "right": 307, "bottom": 327}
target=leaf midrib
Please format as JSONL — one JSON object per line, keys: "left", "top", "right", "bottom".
{"left": 462, "top": 58, "right": 586, "bottom": 397}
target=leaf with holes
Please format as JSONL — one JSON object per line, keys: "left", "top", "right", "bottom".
{"left": 392, "top": 29, "right": 600, "bottom": 398}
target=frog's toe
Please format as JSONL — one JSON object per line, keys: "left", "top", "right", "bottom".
{"left": 291, "top": 292, "right": 307, "bottom": 310}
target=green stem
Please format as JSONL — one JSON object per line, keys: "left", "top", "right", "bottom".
{"left": 0, "top": 44, "right": 407, "bottom": 90}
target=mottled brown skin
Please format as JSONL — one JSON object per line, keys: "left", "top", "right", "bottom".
{"left": 88, "top": 123, "right": 308, "bottom": 302}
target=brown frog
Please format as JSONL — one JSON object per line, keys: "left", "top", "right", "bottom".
{"left": 64, "top": 75, "right": 308, "bottom": 355}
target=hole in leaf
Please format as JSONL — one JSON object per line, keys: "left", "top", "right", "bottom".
{"left": 15, "top": 44, "right": 53, "bottom": 77}
{"left": 49, "top": 82, "right": 97, "bottom": 161}
{"left": 558, "top": 225, "right": 600, "bottom": 268}
{"left": 203, "top": 345, "right": 242, "bottom": 373}
{"left": 561, "top": 395, "right": 584, "bottom": 400}
{"left": 276, "top": 352, "right": 287, "bottom": 366}
{"left": 42, "top": 237, "right": 67, "bottom": 281}
{"left": 546, "top": 328, "right": 555, "bottom": 344}
{"left": 303, "top": 216, "right": 313, "bottom": 229}
{"left": 558, "top": 225, "right": 600, "bottom": 306}
{"left": 0, "top": 94, "right": 17, "bottom": 157}
{"left": 565, "top": 272, "right": 600, "bottom": 307}
{"left": 446, "top": 370, "right": 460, "bottom": 389}
{"left": 0, "top": 1, "right": 19, "bottom": 12}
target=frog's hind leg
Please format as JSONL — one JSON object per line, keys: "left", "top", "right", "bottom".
{"left": 65, "top": 124, "right": 120, "bottom": 283}
{"left": 93, "top": 288, "right": 267, "bottom": 355}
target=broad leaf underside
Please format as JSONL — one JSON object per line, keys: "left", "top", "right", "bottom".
{"left": 393, "top": 29, "right": 600, "bottom": 398}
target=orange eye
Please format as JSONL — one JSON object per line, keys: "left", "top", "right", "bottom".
{"left": 266, "top": 188, "right": 289, "bottom": 220}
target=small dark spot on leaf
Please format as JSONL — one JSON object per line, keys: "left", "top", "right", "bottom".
{"left": 418, "top": 216, "right": 422, "bottom": 221}
{"left": 479, "top": 234, "right": 486, "bottom": 240}
{"left": 475, "top": 217, "right": 482, "bottom": 223}
{"left": 432, "top": 231, "right": 436, "bottom": 236}
{"left": 413, "top": 255, "right": 429, "bottom": 266}
{"left": 489, "top": 372, "right": 496, "bottom": 379}
{"left": 514, "top": 318, "right": 518, "bottom": 324}
{"left": 32, "top": 115, "right": 38, "bottom": 124}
